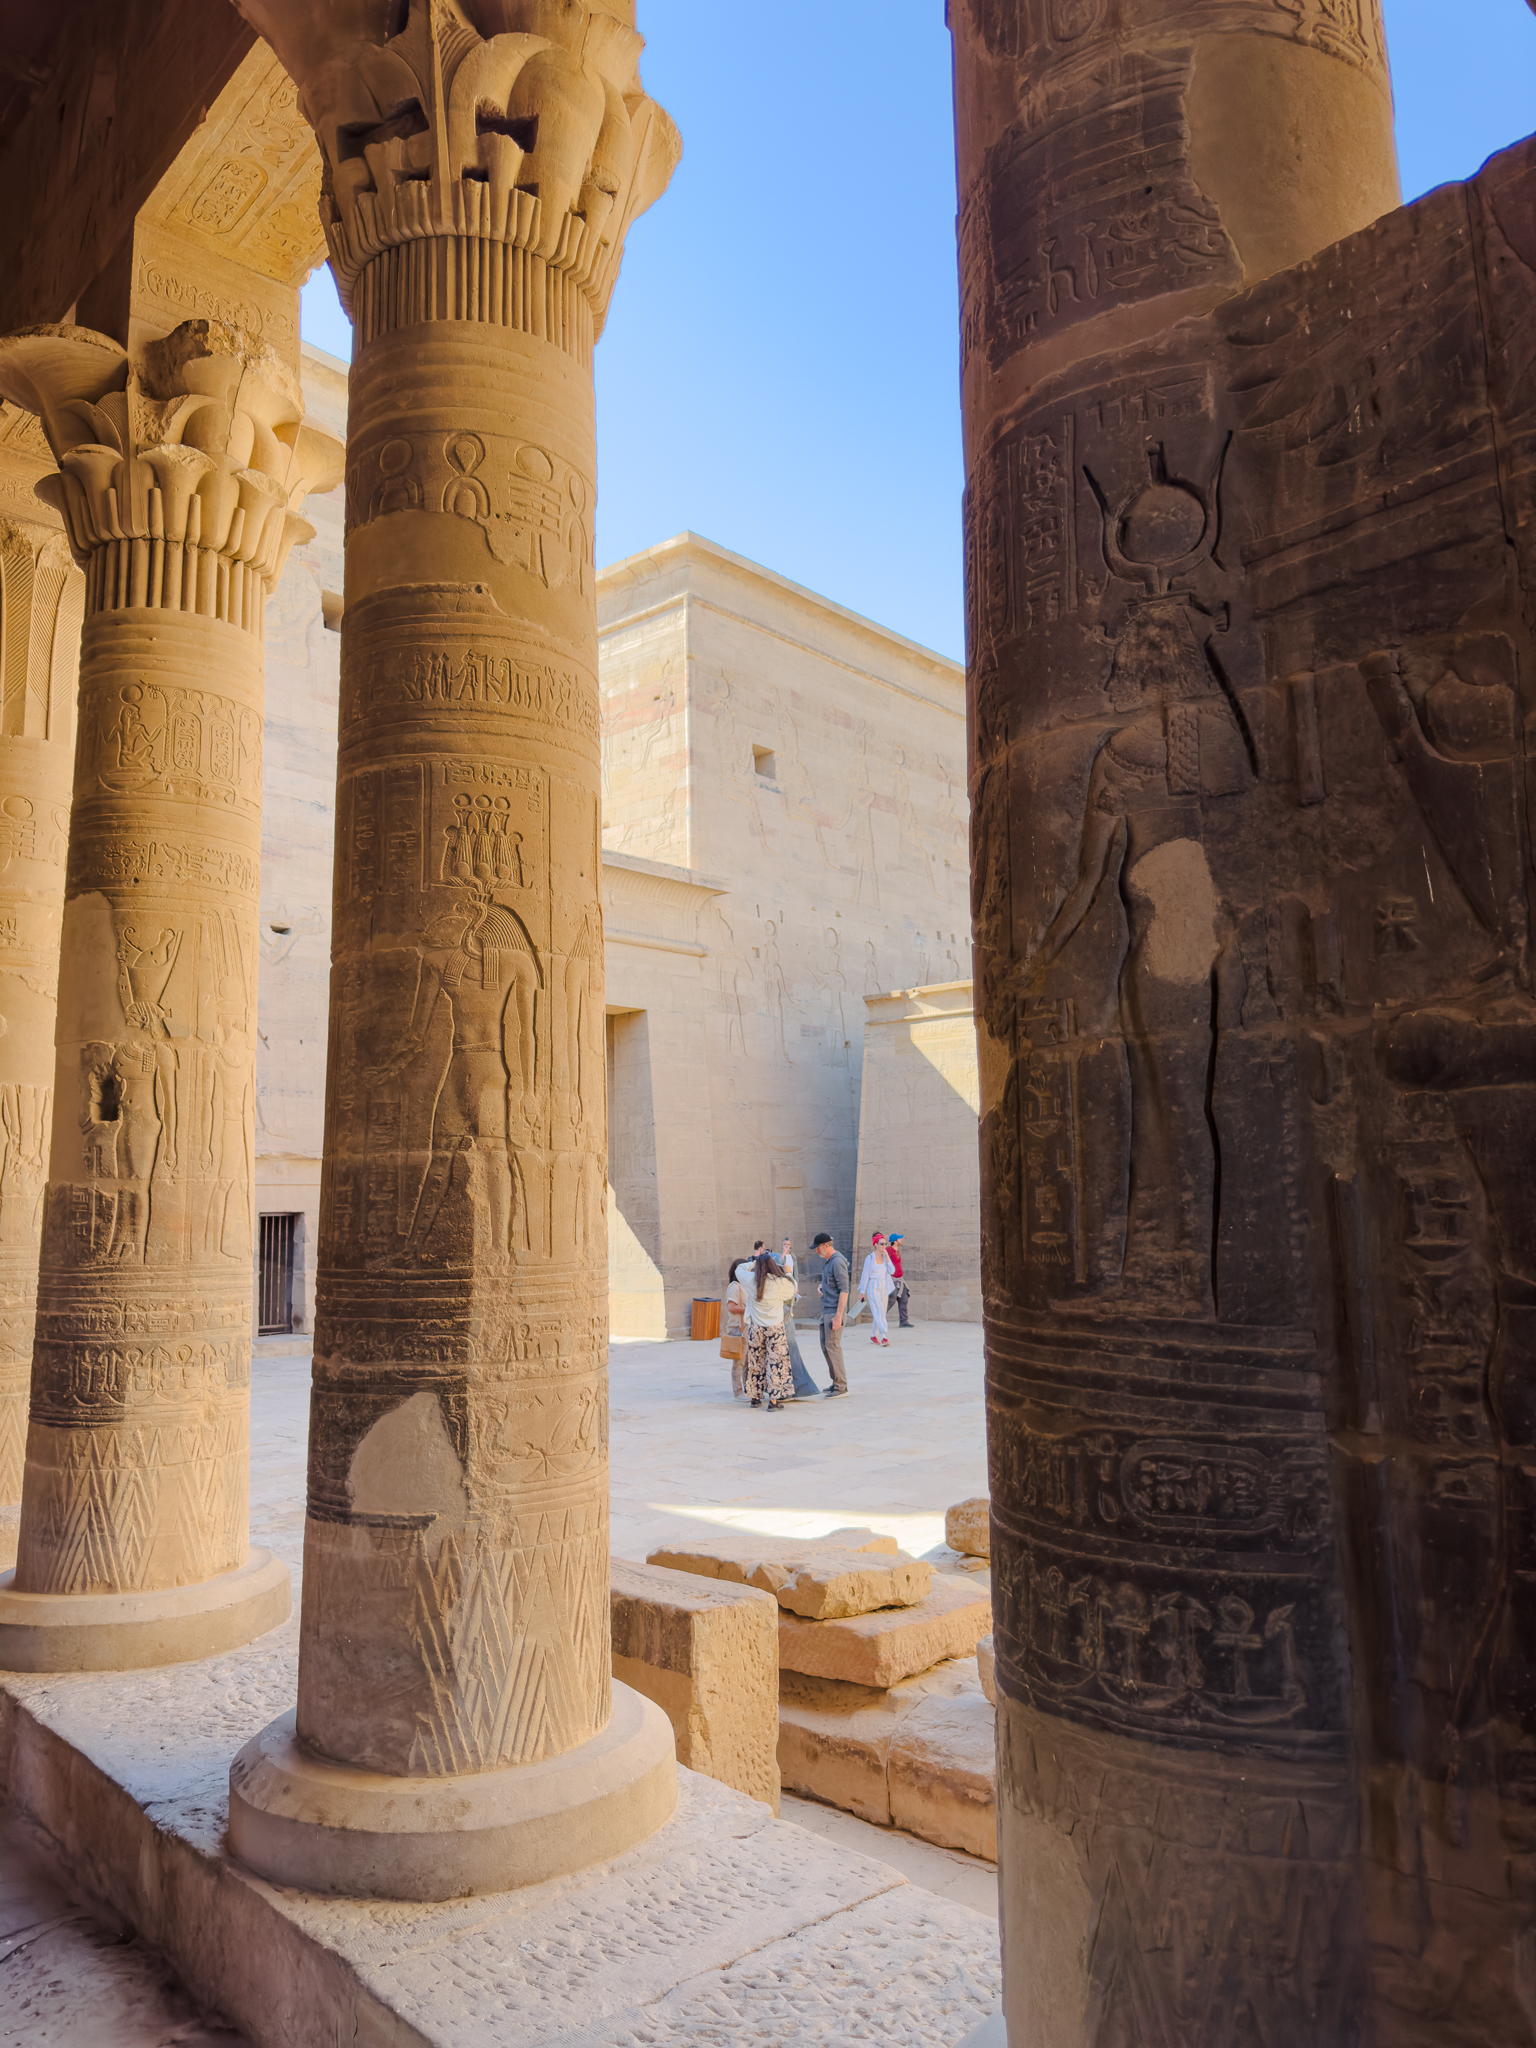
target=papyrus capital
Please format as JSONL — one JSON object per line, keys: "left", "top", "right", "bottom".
{"left": 234, "top": 0, "right": 679, "bottom": 345}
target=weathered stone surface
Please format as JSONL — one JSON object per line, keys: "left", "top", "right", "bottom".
{"left": 925, "top": 1543, "right": 990, "bottom": 1580}
{"left": 777, "top": 1658, "right": 982, "bottom": 1828}
{"left": 778, "top": 1577, "right": 992, "bottom": 1689}
{"left": 955, "top": 0, "right": 1536, "bottom": 2035}
{"left": 771, "top": 1551, "right": 932, "bottom": 1620}
{"left": 222, "top": 0, "right": 681, "bottom": 1897}
{"left": 945, "top": 1498, "right": 990, "bottom": 1559}
{"left": 889, "top": 1692, "right": 998, "bottom": 1861}
{"left": 611, "top": 1557, "right": 781, "bottom": 1813}
{"left": 0, "top": 315, "right": 336, "bottom": 1660}
{"left": 647, "top": 1527, "right": 899, "bottom": 1585}
{"left": 0, "top": 464, "right": 79, "bottom": 1515}
{"left": 0, "top": 1624, "right": 1001, "bottom": 2047}
{"left": 976, "top": 1634, "right": 995, "bottom": 1708}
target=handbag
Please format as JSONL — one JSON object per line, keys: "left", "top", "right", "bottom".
{"left": 720, "top": 1283, "right": 744, "bottom": 1361}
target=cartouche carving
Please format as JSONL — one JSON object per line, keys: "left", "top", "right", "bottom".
{"left": 0, "top": 318, "right": 340, "bottom": 1600}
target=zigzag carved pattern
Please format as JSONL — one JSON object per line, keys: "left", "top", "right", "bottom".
{"left": 22, "top": 1423, "right": 244, "bottom": 1592}
{"left": 406, "top": 1509, "right": 608, "bottom": 1775}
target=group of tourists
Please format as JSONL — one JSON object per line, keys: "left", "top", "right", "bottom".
{"left": 720, "top": 1231, "right": 912, "bottom": 1412}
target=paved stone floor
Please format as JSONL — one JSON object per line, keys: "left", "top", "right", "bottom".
{"left": 0, "top": 1804, "right": 245, "bottom": 2044}
{"left": 1, "top": 1319, "right": 992, "bottom": 2040}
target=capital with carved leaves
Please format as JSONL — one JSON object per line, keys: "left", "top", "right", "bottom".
{"left": 0, "top": 318, "right": 341, "bottom": 1672}
{"left": 223, "top": 0, "right": 680, "bottom": 1900}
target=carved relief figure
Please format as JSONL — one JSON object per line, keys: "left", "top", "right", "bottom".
{"left": 1020, "top": 597, "right": 1249, "bottom": 1306}
{"left": 384, "top": 897, "right": 542, "bottom": 1263}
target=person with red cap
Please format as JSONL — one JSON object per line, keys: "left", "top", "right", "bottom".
{"left": 888, "top": 1233, "right": 912, "bottom": 1328}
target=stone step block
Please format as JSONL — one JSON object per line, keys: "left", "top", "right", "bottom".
{"left": 771, "top": 1552, "right": 932, "bottom": 1620}
{"left": 777, "top": 1575, "right": 992, "bottom": 1689}
{"left": 889, "top": 1691, "right": 998, "bottom": 1860}
{"left": 777, "top": 1659, "right": 981, "bottom": 1826}
{"left": 611, "top": 1558, "right": 781, "bottom": 1815}
{"left": 923, "top": 1542, "right": 990, "bottom": 1581}
{"left": 945, "top": 1497, "right": 990, "bottom": 1559}
{"left": 646, "top": 1526, "right": 898, "bottom": 1588}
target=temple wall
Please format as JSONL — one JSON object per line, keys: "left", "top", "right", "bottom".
{"left": 254, "top": 343, "right": 346, "bottom": 1338}
{"left": 853, "top": 982, "right": 982, "bottom": 1322}
{"left": 256, "top": 524, "right": 975, "bottom": 1340}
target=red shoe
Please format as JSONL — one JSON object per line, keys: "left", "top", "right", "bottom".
{"left": 870, "top": 1335, "right": 879, "bottom": 1344}
{"left": 880, "top": 1337, "right": 890, "bottom": 1346}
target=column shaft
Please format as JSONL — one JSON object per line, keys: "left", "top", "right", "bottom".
{"left": 223, "top": 0, "right": 680, "bottom": 1896}
{"left": 16, "top": 607, "right": 262, "bottom": 1593}
{"left": 299, "top": 319, "right": 609, "bottom": 1774}
{"left": 0, "top": 523, "right": 80, "bottom": 1515}
{"left": 0, "top": 318, "right": 340, "bottom": 1665}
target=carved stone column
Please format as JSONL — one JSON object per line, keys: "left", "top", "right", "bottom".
{"left": 0, "top": 319, "right": 341, "bottom": 1669}
{"left": 0, "top": 491, "right": 83, "bottom": 1562}
{"left": 946, "top": 5, "right": 1484, "bottom": 2046}
{"left": 224, "top": 0, "right": 681, "bottom": 1899}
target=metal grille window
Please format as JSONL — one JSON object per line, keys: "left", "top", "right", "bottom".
{"left": 258, "top": 1213, "right": 297, "bottom": 1335}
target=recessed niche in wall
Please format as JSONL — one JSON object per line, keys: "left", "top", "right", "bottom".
{"left": 752, "top": 744, "right": 777, "bottom": 781}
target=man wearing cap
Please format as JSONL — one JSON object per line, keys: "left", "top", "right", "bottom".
{"left": 812, "top": 1232, "right": 850, "bottom": 1397}
{"left": 888, "top": 1232, "right": 912, "bottom": 1328}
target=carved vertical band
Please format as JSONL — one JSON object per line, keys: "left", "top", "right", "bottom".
{"left": 0, "top": 523, "right": 81, "bottom": 1507}
{"left": 297, "top": 323, "right": 609, "bottom": 1778}
{"left": 15, "top": 609, "right": 262, "bottom": 1594}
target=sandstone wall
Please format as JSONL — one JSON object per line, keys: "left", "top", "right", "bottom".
{"left": 853, "top": 983, "right": 981, "bottom": 1322}
{"left": 254, "top": 342, "right": 346, "bottom": 1337}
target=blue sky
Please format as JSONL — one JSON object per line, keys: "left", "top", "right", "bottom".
{"left": 301, "top": 0, "right": 1536, "bottom": 663}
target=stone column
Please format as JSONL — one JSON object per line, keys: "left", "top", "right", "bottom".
{"left": 0, "top": 498, "right": 83, "bottom": 1565}
{"left": 225, "top": 0, "right": 682, "bottom": 1899}
{"left": 0, "top": 320, "right": 341, "bottom": 1670}
{"left": 951, "top": 5, "right": 1410, "bottom": 2045}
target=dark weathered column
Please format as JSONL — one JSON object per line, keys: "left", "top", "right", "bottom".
{"left": 0, "top": 320, "right": 340, "bottom": 1669}
{"left": 225, "top": 0, "right": 681, "bottom": 1899}
{"left": 949, "top": 6, "right": 1480, "bottom": 2045}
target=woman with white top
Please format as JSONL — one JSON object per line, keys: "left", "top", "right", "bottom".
{"left": 743, "top": 1251, "right": 797, "bottom": 1411}
{"left": 857, "top": 1234, "right": 895, "bottom": 1347}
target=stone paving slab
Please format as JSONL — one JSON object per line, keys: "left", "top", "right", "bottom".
{"left": 0, "top": 1611, "right": 998, "bottom": 2047}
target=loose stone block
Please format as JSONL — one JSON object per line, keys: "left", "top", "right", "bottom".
{"left": 777, "top": 1576, "right": 992, "bottom": 1689}
{"left": 770, "top": 1552, "right": 932, "bottom": 1620}
{"left": 889, "top": 1691, "right": 999, "bottom": 1861}
{"left": 777, "top": 1659, "right": 981, "bottom": 1827}
{"left": 925, "top": 1543, "right": 990, "bottom": 1580}
{"left": 977, "top": 1633, "right": 996, "bottom": 1707}
{"left": 647, "top": 1527, "right": 898, "bottom": 1586}
{"left": 611, "top": 1558, "right": 780, "bottom": 1814}
{"left": 945, "top": 1498, "right": 990, "bottom": 1559}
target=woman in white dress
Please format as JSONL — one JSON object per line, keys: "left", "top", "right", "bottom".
{"left": 857, "top": 1235, "right": 895, "bottom": 1347}
{"left": 743, "top": 1252, "right": 797, "bottom": 1411}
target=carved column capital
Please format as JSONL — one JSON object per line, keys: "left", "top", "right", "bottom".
{"left": 0, "top": 320, "right": 343, "bottom": 635}
{"left": 235, "top": 0, "right": 679, "bottom": 354}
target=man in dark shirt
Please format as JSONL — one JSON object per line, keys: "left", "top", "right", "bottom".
{"left": 812, "top": 1233, "right": 850, "bottom": 1396}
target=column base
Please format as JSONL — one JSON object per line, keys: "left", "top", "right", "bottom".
{"left": 0, "top": 1548, "right": 290, "bottom": 1672}
{"left": 228, "top": 1681, "right": 679, "bottom": 1901}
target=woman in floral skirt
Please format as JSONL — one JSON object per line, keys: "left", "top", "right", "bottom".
{"left": 743, "top": 1250, "right": 797, "bottom": 1412}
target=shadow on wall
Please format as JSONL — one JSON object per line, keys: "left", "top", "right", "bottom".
{"left": 854, "top": 996, "right": 982, "bottom": 1321}
{"left": 608, "top": 1008, "right": 666, "bottom": 1337}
